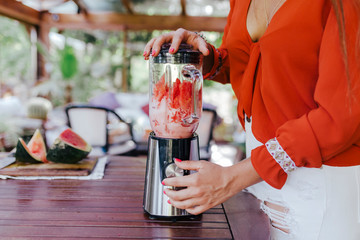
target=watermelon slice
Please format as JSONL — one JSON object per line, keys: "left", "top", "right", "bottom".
{"left": 27, "top": 129, "right": 48, "bottom": 163}
{"left": 15, "top": 129, "right": 47, "bottom": 163}
{"left": 46, "top": 128, "right": 92, "bottom": 164}
{"left": 153, "top": 74, "right": 169, "bottom": 103}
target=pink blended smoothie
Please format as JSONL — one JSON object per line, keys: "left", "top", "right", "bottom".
{"left": 150, "top": 76, "right": 201, "bottom": 138}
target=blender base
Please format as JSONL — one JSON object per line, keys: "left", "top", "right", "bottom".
{"left": 143, "top": 132, "right": 200, "bottom": 219}
{"left": 144, "top": 210, "right": 202, "bottom": 221}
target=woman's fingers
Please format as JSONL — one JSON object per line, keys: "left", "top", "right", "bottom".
{"left": 163, "top": 173, "right": 198, "bottom": 188}
{"left": 169, "top": 28, "right": 187, "bottom": 53}
{"left": 174, "top": 159, "right": 205, "bottom": 171}
{"left": 143, "top": 37, "right": 156, "bottom": 58}
{"left": 166, "top": 194, "right": 210, "bottom": 215}
{"left": 198, "top": 40, "right": 211, "bottom": 56}
{"left": 168, "top": 196, "right": 201, "bottom": 210}
{"left": 143, "top": 34, "right": 169, "bottom": 58}
{"left": 186, "top": 205, "right": 208, "bottom": 215}
{"left": 151, "top": 33, "right": 171, "bottom": 56}
{"left": 165, "top": 185, "right": 202, "bottom": 201}
{"left": 143, "top": 28, "right": 211, "bottom": 59}
{"left": 162, "top": 160, "right": 208, "bottom": 187}
{"left": 162, "top": 160, "right": 217, "bottom": 188}
{"left": 184, "top": 31, "right": 210, "bottom": 56}
{"left": 162, "top": 160, "right": 233, "bottom": 215}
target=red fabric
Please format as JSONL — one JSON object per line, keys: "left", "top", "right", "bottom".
{"left": 206, "top": 0, "right": 360, "bottom": 189}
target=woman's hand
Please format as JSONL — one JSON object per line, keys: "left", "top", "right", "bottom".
{"left": 163, "top": 158, "right": 262, "bottom": 215}
{"left": 143, "top": 28, "right": 211, "bottom": 60}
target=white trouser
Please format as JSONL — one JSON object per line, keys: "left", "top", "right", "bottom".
{"left": 245, "top": 116, "right": 360, "bottom": 240}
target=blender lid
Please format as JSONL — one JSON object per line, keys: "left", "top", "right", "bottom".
{"left": 152, "top": 43, "right": 202, "bottom": 64}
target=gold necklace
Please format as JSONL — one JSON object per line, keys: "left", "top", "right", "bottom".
{"left": 264, "top": 0, "right": 286, "bottom": 26}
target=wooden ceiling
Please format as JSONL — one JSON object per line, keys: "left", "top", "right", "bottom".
{"left": 0, "top": 0, "right": 228, "bottom": 32}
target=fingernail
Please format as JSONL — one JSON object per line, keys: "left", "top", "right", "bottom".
{"left": 151, "top": 50, "right": 156, "bottom": 56}
{"left": 143, "top": 51, "right": 147, "bottom": 56}
{"left": 169, "top": 47, "right": 174, "bottom": 53}
{"left": 174, "top": 158, "right": 182, "bottom": 162}
{"left": 163, "top": 190, "right": 166, "bottom": 195}
{"left": 161, "top": 181, "right": 165, "bottom": 185}
{"left": 167, "top": 200, "right": 171, "bottom": 204}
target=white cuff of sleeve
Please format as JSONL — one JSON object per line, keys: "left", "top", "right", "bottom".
{"left": 265, "top": 138, "right": 297, "bottom": 173}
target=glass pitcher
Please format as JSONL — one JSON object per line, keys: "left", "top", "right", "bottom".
{"left": 149, "top": 44, "right": 203, "bottom": 139}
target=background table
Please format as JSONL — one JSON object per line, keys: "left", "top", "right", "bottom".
{"left": 0, "top": 156, "right": 269, "bottom": 239}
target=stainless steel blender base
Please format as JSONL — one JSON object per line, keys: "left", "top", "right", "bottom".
{"left": 143, "top": 132, "right": 200, "bottom": 219}
{"left": 144, "top": 211, "right": 202, "bottom": 221}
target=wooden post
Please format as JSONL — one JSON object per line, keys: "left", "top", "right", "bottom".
{"left": 36, "top": 22, "right": 51, "bottom": 80}
{"left": 122, "top": 29, "right": 128, "bottom": 92}
{"left": 24, "top": 24, "right": 38, "bottom": 84}
{"left": 121, "top": 0, "right": 134, "bottom": 15}
{"left": 180, "top": 0, "right": 187, "bottom": 16}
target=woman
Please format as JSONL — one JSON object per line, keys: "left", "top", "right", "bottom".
{"left": 143, "top": 0, "right": 360, "bottom": 239}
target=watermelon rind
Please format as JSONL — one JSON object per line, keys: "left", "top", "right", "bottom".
{"left": 15, "top": 138, "right": 43, "bottom": 164}
{"left": 46, "top": 138, "right": 91, "bottom": 164}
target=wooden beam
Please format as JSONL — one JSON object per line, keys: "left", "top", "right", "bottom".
{"left": 0, "top": 0, "right": 40, "bottom": 25}
{"left": 41, "top": 12, "right": 227, "bottom": 32}
{"left": 121, "top": 0, "right": 134, "bottom": 15}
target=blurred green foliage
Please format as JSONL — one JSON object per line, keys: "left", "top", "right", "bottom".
{"left": 59, "top": 44, "right": 78, "bottom": 80}
{"left": 0, "top": 16, "right": 32, "bottom": 96}
{"left": 0, "top": 14, "right": 225, "bottom": 105}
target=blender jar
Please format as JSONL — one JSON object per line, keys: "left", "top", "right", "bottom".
{"left": 149, "top": 44, "right": 203, "bottom": 139}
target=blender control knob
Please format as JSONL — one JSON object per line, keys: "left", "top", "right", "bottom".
{"left": 165, "top": 163, "right": 184, "bottom": 178}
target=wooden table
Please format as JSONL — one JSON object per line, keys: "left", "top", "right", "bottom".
{"left": 0, "top": 156, "right": 270, "bottom": 239}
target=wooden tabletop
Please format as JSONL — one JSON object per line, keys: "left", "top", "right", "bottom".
{"left": 0, "top": 156, "right": 270, "bottom": 239}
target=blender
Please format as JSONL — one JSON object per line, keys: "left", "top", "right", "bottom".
{"left": 143, "top": 44, "right": 203, "bottom": 219}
